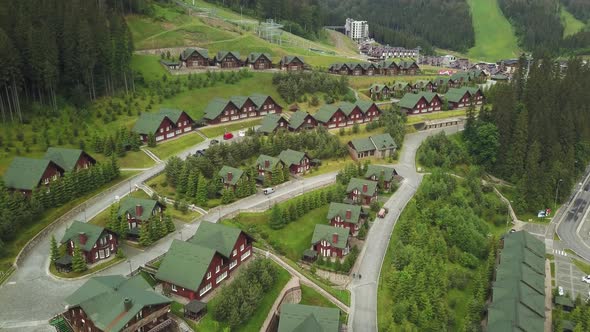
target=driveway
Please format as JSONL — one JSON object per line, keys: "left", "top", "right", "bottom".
{"left": 348, "top": 124, "right": 463, "bottom": 332}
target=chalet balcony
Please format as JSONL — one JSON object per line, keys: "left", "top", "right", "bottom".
{"left": 146, "top": 318, "right": 173, "bottom": 332}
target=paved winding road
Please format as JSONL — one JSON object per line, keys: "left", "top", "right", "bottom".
{"left": 349, "top": 125, "right": 463, "bottom": 332}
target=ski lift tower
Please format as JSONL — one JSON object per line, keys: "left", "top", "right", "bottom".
{"left": 258, "top": 19, "right": 284, "bottom": 45}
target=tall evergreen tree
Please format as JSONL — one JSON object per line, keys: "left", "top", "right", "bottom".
{"left": 72, "top": 246, "right": 87, "bottom": 273}
{"left": 50, "top": 235, "right": 59, "bottom": 263}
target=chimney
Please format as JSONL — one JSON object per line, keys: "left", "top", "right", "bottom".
{"left": 346, "top": 210, "right": 352, "bottom": 219}
{"left": 123, "top": 298, "right": 133, "bottom": 311}
{"left": 332, "top": 233, "right": 338, "bottom": 244}
{"left": 264, "top": 160, "right": 270, "bottom": 168}
{"left": 135, "top": 204, "right": 143, "bottom": 218}
{"left": 362, "top": 184, "right": 368, "bottom": 193}
{"left": 227, "top": 172, "right": 233, "bottom": 182}
{"left": 78, "top": 232, "right": 87, "bottom": 245}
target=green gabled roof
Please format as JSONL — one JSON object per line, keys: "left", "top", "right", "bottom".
{"left": 278, "top": 304, "right": 340, "bottom": 332}
{"left": 203, "top": 97, "right": 231, "bottom": 120}
{"left": 329, "top": 63, "right": 346, "bottom": 70}
{"left": 346, "top": 178, "right": 377, "bottom": 195}
{"left": 487, "top": 297, "right": 544, "bottom": 332}
{"left": 554, "top": 295, "right": 575, "bottom": 308}
{"left": 156, "top": 240, "right": 216, "bottom": 291}
{"left": 451, "top": 72, "right": 470, "bottom": 81}
{"left": 370, "top": 133, "right": 397, "bottom": 150}
{"left": 392, "top": 81, "right": 410, "bottom": 90}
{"left": 180, "top": 47, "right": 209, "bottom": 60}
{"left": 360, "top": 62, "right": 377, "bottom": 69}
{"left": 415, "top": 79, "right": 432, "bottom": 87}
{"left": 44, "top": 147, "right": 92, "bottom": 172}
{"left": 491, "top": 74, "right": 509, "bottom": 80}
{"left": 434, "top": 76, "right": 451, "bottom": 85}
{"left": 337, "top": 102, "right": 358, "bottom": 116}
{"left": 248, "top": 52, "right": 272, "bottom": 62}
{"left": 379, "top": 59, "right": 399, "bottom": 68}
{"left": 229, "top": 96, "right": 250, "bottom": 109}
{"left": 218, "top": 166, "right": 244, "bottom": 186}
{"left": 327, "top": 202, "right": 361, "bottom": 224}
{"left": 365, "top": 165, "right": 397, "bottom": 182}
{"left": 118, "top": 197, "right": 160, "bottom": 221}
{"left": 444, "top": 88, "right": 471, "bottom": 103}
{"left": 288, "top": 110, "right": 312, "bottom": 130}
{"left": 311, "top": 224, "right": 349, "bottom": 249}
{"left": 397, "top": 93, "right": 426, "bottom": 109}
{"left": 188, "top": 221, "right": 244, "bottom": 258}
{"left": 65, "top": 275, "right": 170, "bottom": 332}
{"left": 399, "top": 60, "right": 417, "bottom": 69}
{"left": 369, "top": 84, "right": 387, "bottom": 92}
{"left": 158, "top": 108, "right": 186, "bottom": 123}
{"left": 256, "top": 154, "right": 282, "bottom": 171}
{"left": 282, "top": 55, "right": 304, "bottom": 65}
{"left": 314, "top": 105, "right": 341, "bottom": 123}
{"left": 249, "top": 93, "right": 271, "bottom": 107}
{"left": 349, "top": 137, "right": 375, "bottom": 153}
{"left": 3, "top": 157, "right": 63, "bottom": 191}
{"left": 278, "top": 149, "right": 307, "bottom": 167}
{"left": 61, "top": 221, "right": 107, "bottom": 251}
{"left": 356, "top": 100, "right": 378, "bottom": 113}
{"left": 132, "top": 113, "right": 166, "bottom": 134}
{"left": 259, "top": 113, "right": 284, "bottom": 134}
{"left": 216, "top": 51, "right": 240, "bottom": 61}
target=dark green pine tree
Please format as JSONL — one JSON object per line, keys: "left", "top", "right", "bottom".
{"left": 148, "top": 217, "right": 159, "bottom": 242}
{"left": 50, "top": 235, "right": 59, "bottom": 263}
{"left": 186, "top": 172, "right": 198, "bottom": 198}
{"left": 248, "top": 168, "right": 257, "bottom": 195}
{"left": 282, "top": 165, "right": 291, "bottom": 182}
{"left": 118, "top": 216, "right": 128, "bottom": 240}
{"left": 110, "top": 155, "right": 120, "bottom": 179}
{"left": 288, "top": 204, "right": 298, "bottom": 222}
{"left": 72, "top": 246, "right": 87, "bottom": 273}
{"left": 107, "top": 204, "right": 119, "bottom": 232}
{"left": 196, "top": 174, "right": 208, "bottom": 207}
{"left": 264, "top": 171, "right": 272, "bottom": 187}
{"left": 522, "top": 141, "right": 543, "bottom": 209}
{"left": 147, "top": 133, "right": 156, "bottom": 147}
{"left": 505, "top": 104, "right": 528, "bottom": 182}
{"left": 378, "top": 172, "right": 386, "bottom": 193}
{"left": 269, "top": 204, "right": 284, "bottom": 230}
{"left": 296, "top": 197, "right": 305, "bottom": 217}
{"left": 139, "top": 223, "right": 152, "bottom": 247}
{"left": 177, "top": 164, "right": 190, "bottom": 194}
{"left": 164, "top": 212, "right": 175, "bottom": 233}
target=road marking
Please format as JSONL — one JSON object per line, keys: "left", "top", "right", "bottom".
{"left": 6, "top": 281, "right": 16, "bottom": 285}
{"left": 554, "top": 249, "right": 568, "bottom": 257}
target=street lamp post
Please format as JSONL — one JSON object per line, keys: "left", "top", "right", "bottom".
{"left": 178, "top": 230, "right": 183, "bottom": 241}
{"left": 127, "top": 260, "right": 132, "bottom": 275}
{"left": 554, "top": 179, "right": 563, "bottom": 212}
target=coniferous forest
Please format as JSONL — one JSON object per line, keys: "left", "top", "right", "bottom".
{"left": 464, "top": 57, "right": 590, "bottom": 212}
{"left": 0, "top": 0, "right": 148, "bottom": 122}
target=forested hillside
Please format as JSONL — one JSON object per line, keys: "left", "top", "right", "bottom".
{"left": 465, "top": 56, "right": 590, "bottom": 213}
{"left": 560, "top": 0, "right": 590, "bottom": 21}
{"left": 319, "top": 0, "right": 475, "bottom": 54}
{"left": 201, "top": 0, "right": 324, "bottom": 40}
{"left": 0, "top": 0, "right": 144, "bottom": 122}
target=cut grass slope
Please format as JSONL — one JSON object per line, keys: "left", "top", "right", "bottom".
{"left": 561, "top": 6, "right": 586, "bottom": 37}
{"left": 466, "top": 0, "right": 520, "bottom": 61}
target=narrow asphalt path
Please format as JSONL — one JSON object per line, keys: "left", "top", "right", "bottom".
{"left": 348, "top": 125, "right": 463, "bottom": 332}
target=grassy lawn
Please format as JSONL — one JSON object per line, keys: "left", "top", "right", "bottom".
{"left": 185, "top": 260, "right": 291, "bottom": 332}
{"left": 560, "top": 6, "right": 586, "bottom": 37}
{"left": 169, "top": 208, "right": 202, "bottom": 222}
{"left": 0, "top": 171, "right": 139, "bottom": 273}
{"left": 347, "top": 75, "right": 437, "bottom": 90}
{"left": 227, "top": 205, "right": 330, "bottom": 262}
{"left": 300, "top": 284, "right": 338, "bottom": 308}
{"left": 94, "top": 151, "right": 155, "bottom": 169}
{"left": 406, "top": 109, "right": 469, "bottom": 125}
{"left": 89, "top": 190, "right": 154, "bottom": 227}
{"left": 303, "top": 158, "right": 352, "bottom": 178}
{"left": 573, "top": 259, "right": 590, "bottom": 275}
{"left": 466, "top": 0, "right": 520, "bottom": 61}
{"left": 495, "top": 185, "right": 549, "bottom": 223}
{"left": 49, "top": 256, "right": 125, "bottom": 278}
{"left": 147, "top": 133, "right": 205, "bottom": 160}
{"left": 131, "top": 54, "right": 169, "bottom": 81}
{"left": 146, "top": 173, "right": 220, "bottom": 209}
{"left": 333, "top": 125, "right": 386, "bottom": 143}
{"left": 154, "top": 73, "right": 285, "bottom": 121}
{"left": 199, "top": 118, "right": 261, "bottom": 138}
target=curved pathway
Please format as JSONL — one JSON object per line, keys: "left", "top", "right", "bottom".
{"left": 348, "top": 125, "right": 463, "bottom": 332}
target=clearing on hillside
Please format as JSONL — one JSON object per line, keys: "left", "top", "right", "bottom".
{"left": 466, "top": 0, "right": 520, "bottom": 61}
{"left": 560, "top": 6, "right": 586, "bottom": 37}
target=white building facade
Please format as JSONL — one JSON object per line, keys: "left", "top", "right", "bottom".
{"left": 345, "top": 18, "right": 369, "bottom": 42}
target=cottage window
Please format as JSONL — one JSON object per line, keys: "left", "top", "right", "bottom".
{"left": 95, "top": 252, "right": 99, "bottom": 259}
{"left": 111, "top": 244, "right": 114, "bottom": 251}
{"left": 216, "top": 271, "right": 228, "bottom": 284}
{"left": 109, "top": 234, "right": 113, "bottom": 240}
{"left": 230, "top": 260, "right": 237, "bottom": 269}
{"left": 206, "top": 271, "right": 211, "bottom": 280}
{"left": 199, "top": 283, "right": 212, "bottom": 296}
{"left": 171, "top": 284, "right": 177, "bottom": 292}
{"left": 233, "top": 249, "right": 237, "bottom": 257}
{"left": 240, "top": 244, "right": 245, "bottom": 251}
{"left": 160, "top": 128, "right": 164, "bottom": 133}
{"left": 44, "top": 178, "right": 50, "bottom": 185}
{"left": 136, "top": 309, "right": 143, "bottom": 320}
{"left": 216, "top": 265, "right": 220, "bottom": 273}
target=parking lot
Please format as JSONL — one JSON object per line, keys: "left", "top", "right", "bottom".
{"left": 554, "top": 252, "right": 590, "bottom": 300}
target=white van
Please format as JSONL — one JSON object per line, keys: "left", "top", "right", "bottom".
{"left": 263, "top": 187, "right": 275, "bottom": 195}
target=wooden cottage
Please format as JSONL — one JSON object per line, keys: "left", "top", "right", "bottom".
{"left": 3, "top": 157, "right": 65, "bottom": 195}
{"left": 245, "top": 53, "right": 272, "bottom": 70}
{"left": 278, "top": 149, "right": 310, "bottom": 175}
{"left": 132, "top": 108, "right": 194, "bottom": 143}
{"left": 179, "top": 47, "right": 209, "bottom": 67}
{"left": 346, "top": 178, "right": 378, "bottom": 205}
{"left": 311, "top": 224, "right": 350, "bottom": 258}
{"left": 279, "top": 56, "right": 305, "bottom": 71}
{"left": 60, "top": 221, "right": 118, "bottom": 264}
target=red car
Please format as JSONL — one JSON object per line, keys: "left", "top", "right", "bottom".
{"left": 223, "top": 132, "right": 234, "bottom": 140}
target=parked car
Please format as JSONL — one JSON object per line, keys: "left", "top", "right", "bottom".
{"left": 509, "top": 229, "right": 516, "bottom": 233}
{"left": 263, "top": 187, "right": 275, "bottom": 195}
{"left": 223, "top": 132, "right": 234, "bottom": 140}
{"left": 582, "top": 275, "right": 590, "bottom": 284}
{"left": 238, "top": 130, "right": 246, "bottom": 137}
{"left": 210, "top": 139, "right": 219, "bottom": 146}
{"left": 558, "top": 286, "right": 565, "bottom": 296}
{"left": 378, "top": 208, "right": 389, "bottom": 218}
